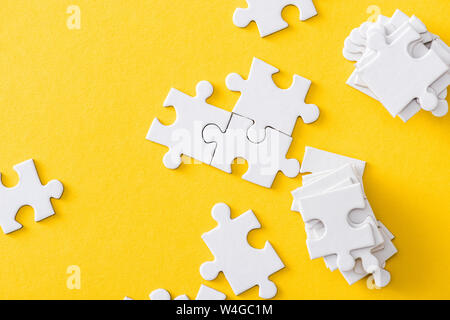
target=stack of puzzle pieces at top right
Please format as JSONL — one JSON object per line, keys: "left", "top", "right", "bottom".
{"left": 344, "top": 9, "right": 450, "bottom": 122}
{"left": 291, "top": 147, "right": 397, "bottom": 288}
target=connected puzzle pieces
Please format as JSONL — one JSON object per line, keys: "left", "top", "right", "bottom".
{"left": 292, "top": 147, "right": 397, "bottom": 288}
{"left": 0, "top": 159, "right": 64, "bottom": 234}
{"left": 200, "top": 203, "right": 284, "bottom": 299}
{"left": 233, "top": 0, "right": 318, "bottom": 37}
{"left": 344, "top": 9, "right": 449, "bottom": 121}
{"left": 147, "top": 57, "right": 319, "bottom": 188}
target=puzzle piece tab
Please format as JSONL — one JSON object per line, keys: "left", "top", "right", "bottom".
{"left": 233, "top": 0, "right": 317, "bottom": 37}
{"left": 0, "top": 159, "right": 64, "bottom": 234}
{"left": 200, "top": 203, "right": 284, "bottom": 299}
{"left": 227, "top": 57, "right": 319, "bottom": 143}
{"left": 147, "top": 81, "right": 231, "bottom": 169}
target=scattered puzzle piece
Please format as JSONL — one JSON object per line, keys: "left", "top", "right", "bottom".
{"left": 200, "top": 203, "right": 284, "bottom": 299}
{"left": 0, "top": 159, "right": 64, "bottom": 234}
{"left": 227, "top": 57, "right": 319, "bottom": 143}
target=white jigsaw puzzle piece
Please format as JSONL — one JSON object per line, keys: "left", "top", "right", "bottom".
{"left": 233, "top": 0, "right": 317, "bottom": 37}
{"left": 298, "top": 184, "right": 375, "bottom": 271}
{"left": 203, "top": 113, "right": 300, "bottom": 188}
{"left": 200, "top": 203, "right": 284, "bottom": 299}
{"left": 195, "top": 285, "right": 227, "bottom": 300}
{"left": 295, "top": 170, "right": 385, "bottom": 278}
{"left": 300, "top": 146, "right": 366, "bottom": 177}
{"left": 147, "top": 81, "right": 231, "bottom": 169}
{"left": 227, "top": 57, "right": 319, "bottom": 143}
{"left": 292, "top": 164, "right": 363, "bottom": 212}
{"left": 0, "top": 159, "right": 64, "bottom": 234}
{"left": 149, "top": 288, "right": 189, "bottom": 300}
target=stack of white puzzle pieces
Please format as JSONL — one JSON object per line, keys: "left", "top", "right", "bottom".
{"left": 344, "top": 9, "right": 449, "bottom": 122}
{"left": 147, "top": 57, "right": 319, "bottom": 188}
{"left": 291, "top": 147, "right": 397, "bottom": 287}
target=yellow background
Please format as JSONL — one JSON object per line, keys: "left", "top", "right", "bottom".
{"left": 0, "top": 0, "right": 449, "bottom": 300}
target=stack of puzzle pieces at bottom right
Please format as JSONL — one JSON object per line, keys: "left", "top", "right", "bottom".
{"left": 291, "top": 147, "right": 397, "bottom": 288}
{"left": 343, "top": 9, "right": 449, "bottom": 122}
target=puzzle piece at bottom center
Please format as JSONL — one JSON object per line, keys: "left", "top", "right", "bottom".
{"left": 233, "top": 0, "right": 318, "bottom": 37}
{"left": 200, "top": 203, "right": 285, "bottom": 299}
{"left": 203, "top": 114, "right": 300, "bottom": 188}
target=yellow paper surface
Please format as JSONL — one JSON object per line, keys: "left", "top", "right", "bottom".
{"left": 0, "top": 0, "right": 449, "bottom": 299}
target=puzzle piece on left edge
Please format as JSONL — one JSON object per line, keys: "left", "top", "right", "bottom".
{"left": 0, "top": 159, "right": 64, "bottom": 234}
{"left": 200, "top": 203, "right": 285, "bottom": 299}
{"left": 227, "top": 57, "right": 319, "bottom": 143}
{"left": 147, "top": 81, "right": 232, "bottom": 169}
{"left": 233, "top": 0, "right": 317, "bottom": 37}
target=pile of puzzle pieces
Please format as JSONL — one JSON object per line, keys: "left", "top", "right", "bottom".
{"left": 147, "top": 57, "right": 319, "bottom": 188}
{"left": 125, "top": 285, "right": 226, "bottom": 300}
{"left": 126, "top": 203, "right": 285, "bottom": 300}
{"left": 291, "top": 147, "right": 397, "bottom": 287}
{"left": 344, "top": 9, "right": 450, "bottom": 122}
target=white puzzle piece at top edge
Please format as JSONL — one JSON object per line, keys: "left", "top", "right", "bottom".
{"left": 227, "top": 57, "right": 319, "bottom": 143}
{"left": 233, "top": 0, "right": 317, "bottom": 37}
{"left": 0, "top": 159, "right": 64, "bottom": 234}
{"left": 147, "top": 81, "right": 231, "bottom": 169}
{"left": 200, "top": 203, "right": 284, "bottom": 299}
{"left": 203, "top": 113, "right": 300, "bottom": 188}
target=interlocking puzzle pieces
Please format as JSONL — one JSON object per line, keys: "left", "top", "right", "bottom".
{"left": 344, "top": 10, "right": 449, "bottom": 121}
{"left": 148, "top": 58, "right": 316, "bottom": 188}
{"left": 147, "top": 81, "right": 231, "bottom": 169}
{"left": 227, "top": 57, "right": 319, "bottom": 143}
{"left": 125, "top": 285, "right": 226, "bottom": 300}
{"left": 233, "top": 0, "right": 317, "bottom": 37}
{"left": 292, "top": 147, "right": 397, "bottom": 287}
{"left": 203, "top": 114, "right": 300, "bottom": 188}
{"left": 0, "top": 159, "right": 64, "bottom": 234}
{"left": 149, "top": 285, "right": 226, "bottom": 300}
{"left": 200, "top": 203, "right": 284, "bottom": 299}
